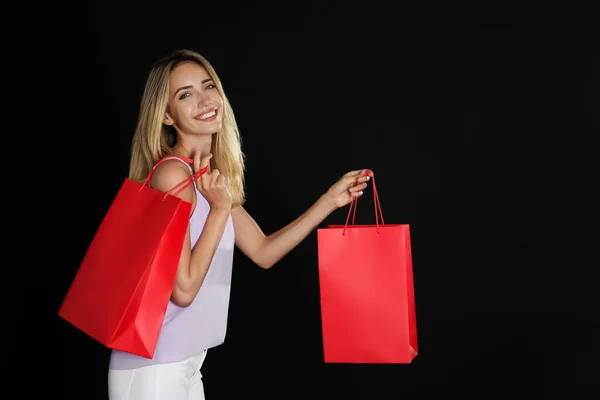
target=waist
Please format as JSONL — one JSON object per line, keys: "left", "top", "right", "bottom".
{"left": 109, "top": 282, "right": 232, "bottom": 369}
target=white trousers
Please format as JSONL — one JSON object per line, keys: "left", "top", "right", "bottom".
{"left": 108, "top": 350, "right": 208, "bottom": 400}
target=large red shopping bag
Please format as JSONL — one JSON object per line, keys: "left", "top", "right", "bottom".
{"left": 58, "top": 156, "right": 208, "bottom": 359}
{"left": 317, "top": 172, "right": 418, "bottom": 363}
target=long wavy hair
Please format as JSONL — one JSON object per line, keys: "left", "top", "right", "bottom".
{"left": 128, "top": 49, "right": 246, "bottom": 207}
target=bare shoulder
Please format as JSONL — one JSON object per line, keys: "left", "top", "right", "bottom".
{"left": 150, "top": 159, "right": 195, "bottom": 202}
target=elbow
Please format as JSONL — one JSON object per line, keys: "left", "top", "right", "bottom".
{"left": 170, "top": 288, "right": 194, "bottom": 307}
{"left": 255, "top": 258, "right": 275, "bottom": 270}
{"left": 252, "top": 237, "right": 277, "bottom": 269}
{"left": 251, "top": 241, "right": 276, "bottom": 269}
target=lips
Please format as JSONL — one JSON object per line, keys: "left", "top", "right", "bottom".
{"left": 194, "top": 108, "right": 218, "bottom": 121}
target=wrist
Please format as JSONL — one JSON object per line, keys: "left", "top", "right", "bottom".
{"left": 209, "top": 205, "right": 231, "bottom": 216}
{"left": 319, "top": 193, "right": 338, "bottom": 214}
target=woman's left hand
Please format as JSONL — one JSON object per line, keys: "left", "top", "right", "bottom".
{"left": 325, "top": 169, "right": 374, "bottom": 209}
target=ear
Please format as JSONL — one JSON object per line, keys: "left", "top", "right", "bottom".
{"left": 163, "top": 113, "right": 174, "bottom": 126}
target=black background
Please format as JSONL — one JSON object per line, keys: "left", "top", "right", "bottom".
{"left": 23, "top": 3, "right": 600, "bottom": 399}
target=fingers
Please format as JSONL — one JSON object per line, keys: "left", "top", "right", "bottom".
{"left": 196, "top": 154, "right": 213, "bottom": 187}
{"left": 342, "top": 172, "right": 371, "bottom": 189}
{"left": 200, "top": 152, "right": 212, "bottom": 172}
{"left": 214, "top": 173, "right": 229, "bottom": 194}
{"left": 194, "top": 151, "right": 201, "bottom": 173}
{"left": 194, "top": 151, "right": 213, "bottom": 175}
{"left": 343, "top": 169, "right": 374, "bottom": 178}
{"left": 349, "top": 182, "right": 368, "bottom": 193}
{"left": 342, "top": 169, "right": 373, "bottom": 187}
{"left": 210, "top": 169, "right": 221, "bottom": 187}
{"left": 199, "top": 168, "right": 226, "bottom": 190}
{"left": 217, "top": 174, "right": 227, "bottom": 190}
{"left": 344, "top": 169, "right": 371, "bottom": 197}
{"left": 343, "top": 169, "right": 364, "bottom": 177}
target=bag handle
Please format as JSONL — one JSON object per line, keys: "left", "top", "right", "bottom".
{"left": 139, "top": 156, "right": 209, "bottom": 200}
{"left": 343, "top": 169, "right": 384, "bottom": 235}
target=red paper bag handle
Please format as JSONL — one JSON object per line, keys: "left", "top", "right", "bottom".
{"left": 343, "top": 169, "right": 384, "bottom": 235}
{"left": 140, "top": 156, "right": 209, "bottom": 200}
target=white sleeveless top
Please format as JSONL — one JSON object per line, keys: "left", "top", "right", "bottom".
{"left": 109, "top": 158, "right": 235, "bottom": 369}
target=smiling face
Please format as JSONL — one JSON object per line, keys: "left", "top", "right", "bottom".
{"left": 163, "top": 61, "right": 224, "bottom": 136}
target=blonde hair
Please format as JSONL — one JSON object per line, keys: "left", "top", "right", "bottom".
{"left": 129, "top": 49, "right": 246, "bottom": 207}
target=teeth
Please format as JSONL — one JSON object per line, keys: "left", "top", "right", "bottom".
{"left": 198, "top": 110, "right": 216, "bottom": 120}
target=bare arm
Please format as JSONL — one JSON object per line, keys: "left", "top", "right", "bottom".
{"left": 233, "top": 169, "right": 372, "bottom": 269}
{"left": 232, "top": 195, "right": 335, "bottom": 269}
{"left": 152, "top": 159, "right": 230, "bottom": 307}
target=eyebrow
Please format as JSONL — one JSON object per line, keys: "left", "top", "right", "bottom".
{"left": 174, "top": 78, "right": 214, "bottom": 97}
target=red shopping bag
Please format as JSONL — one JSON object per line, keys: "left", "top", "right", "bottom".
{"left": 58, "top": 156, "right": 208, "bottom": 359}
{"left": 317, "top": 172, "right": 418, "bottom": 363}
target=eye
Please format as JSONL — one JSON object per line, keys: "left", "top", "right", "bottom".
{"left": 179, "top": 92, "right": 191, "bottom": 100}
{"left": 205, "top": 84, "right": 216, "bottom": 90}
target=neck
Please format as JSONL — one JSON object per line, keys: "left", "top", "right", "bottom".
{"left": 173, "top": 134, "right": 213, "bottom": 159}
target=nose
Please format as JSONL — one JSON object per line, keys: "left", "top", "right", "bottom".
{"left": 197, "top": 92, "right": 212, "bottom": 107}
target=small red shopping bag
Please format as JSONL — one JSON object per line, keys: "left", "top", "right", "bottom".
{"left": 317, "top": 172, "right": 418, "bottom": 363}
{"left": 58, "top": 156, "right": 208, "bottom": 358}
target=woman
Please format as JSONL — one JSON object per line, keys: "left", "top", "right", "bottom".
{"left": 107, "top": 49, "right": 372, "bottom": 399}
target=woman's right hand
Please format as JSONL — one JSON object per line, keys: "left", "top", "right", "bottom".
{"left": 193, "top": 151, "right": 232, "bottom": 212}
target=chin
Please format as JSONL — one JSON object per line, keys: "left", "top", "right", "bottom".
{"left": 212, "top": 121, "right": 223, "bottom": 132}
{"left": 193, "top": 122, "right": 222, "bottom": 135}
